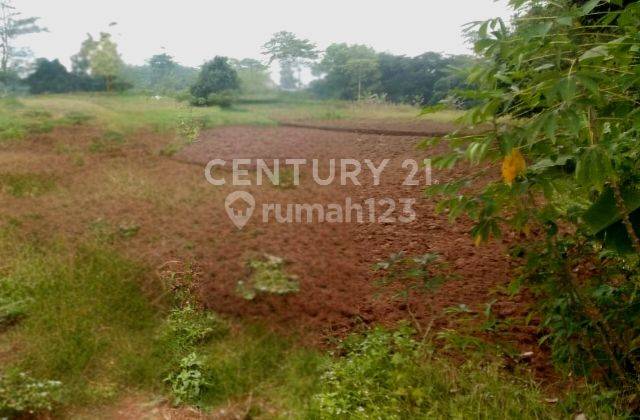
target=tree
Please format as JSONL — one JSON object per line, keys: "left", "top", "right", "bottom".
{"left": 190, "top": 56, "right": 239, "bottom": 107}
{"left": 230, "top": 58, "right": 274, "bottom": 95}
{"left": 311, "top": 43, "right": 380, "bottom": 100}
{"left": 89, "top": 33, "right": 123, "bottom": 92}
{"left": 278, "top": 62, "right": 297, "bottom": 90}
{"left": 0, "top": 0, "right": 45, "bottom": 74}
{"left": 24, "top": 58, "right": 74, "bottom": 94}
{"left": 262, "top": 31, "right": 317, "bottom": 89}
{"left": 71, "top": 34, "right": 97, "bottom": 75}
{"left": 429, "top": 0, "right": 640, "bottom": 386}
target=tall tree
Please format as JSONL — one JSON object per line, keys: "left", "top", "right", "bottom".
{"left": 312, "top": 43, "right": 380, "bottom": 100}
{"left": 70, "top": 34, "right": 97, "bottom": 75}
{"left": 89, "top": 32, "right": 123, "bottom": 92}
{"left": 147, "top": 53, "right": 177, "bottom": 88}
{"left": 230, "top": 58, "right": 273, "bottom": 94}
{"left": 262, "top": 31, "right": 317, "bottom": 89}
{"left": 0, "top": 0, "right": 45, "bottom": 74}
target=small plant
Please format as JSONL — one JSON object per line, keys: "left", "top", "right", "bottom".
{"left": 373, "top": 252, "right": 448, "bottom": 330}
{"left": 164, "top": 352, "right": 210, "bottom": 406}
{"left": 236, "top": 255, "right": 299, "bottom": 300}
{"left": 0, "top": 371, "right": 63, "bottom": 418}
{"left": 157, "top": 304, "right": 228, "bottom": 355}
{"left": 159, "top": 116, "right": 201, "bottom": 157}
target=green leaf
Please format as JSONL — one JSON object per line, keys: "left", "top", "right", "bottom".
{"left": 580, "top": 45, "right": 609, "bottom": 61}
{"left": 575, "top": 147, "right": 613, "bottom": 190}
{"left": 583, "top": 187, "right": 640, "bottom": 234}
{"left": 528, "top": 155, "right": 573, "bottom": 174}
{"left": 580, "top": 0, "right": 601, "bottom": 16}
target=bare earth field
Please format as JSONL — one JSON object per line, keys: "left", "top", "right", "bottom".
{"left": 2, "top": 119, "right": 539, "bottom": 360}
{"left": 2, "top": 102, "right": 579, "bottom": 418}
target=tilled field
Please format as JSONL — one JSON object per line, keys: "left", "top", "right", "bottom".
{"left": 175, "top": 125, "right": 530, "bottom": 347}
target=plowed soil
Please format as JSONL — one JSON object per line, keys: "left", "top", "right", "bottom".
{"left": 175, "top": 126, "right": 533, "bottom": 348}
{"left": 1, "top": 122, "right": 541, "bottom": 370}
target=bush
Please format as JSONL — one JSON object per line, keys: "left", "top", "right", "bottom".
{"left": 519, "top": 237, "right": 640, "bottom": 384}
{"left": 427, "top": 0, "right": 640, "bottom": 394}
{"left": 190, "top": 57, "right": 239, "bottom": 107}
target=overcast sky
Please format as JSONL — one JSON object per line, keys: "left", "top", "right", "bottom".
{"left": 15, "top": 0, "right": 512, "bottom": 76}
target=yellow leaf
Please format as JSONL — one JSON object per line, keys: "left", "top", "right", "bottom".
{"left": 501, "top": 149, "right": 526, "bottom": 185}
{"left": 474, "top": 234, "right": 483, "bottom": 247}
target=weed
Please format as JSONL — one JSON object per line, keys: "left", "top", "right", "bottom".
{"left": 156, "top": 304, "right": 228, "bottom": 359}
{"left": 117, "top": 222, "right": 140, "bottom": 238}
{"left": 164, "top": 352, "right": 211, "bottom": 406}
{"left": 236, "top": 255, "right": 299, "bottom": 300}
{"left": 373, "top": 252, "right": 448, "bottom": 331}
{"left": 0, "top": 275, "right": 30, "bottom": 329}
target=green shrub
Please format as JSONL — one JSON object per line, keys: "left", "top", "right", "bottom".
{"left": 0, "top": 371, "right": 63, "bottom": 418}
{"left": 518, "top": 237, "right": 640, "bottom": 383}
{"left": 190, "top": 56, "right": 240, "bottom": 108}
{"left": 427, "top": 0, "right": 640, "bottom": 393}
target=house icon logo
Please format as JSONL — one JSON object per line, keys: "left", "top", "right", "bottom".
{"left": 224, "top": 191, "right": 255, "bottom": 229}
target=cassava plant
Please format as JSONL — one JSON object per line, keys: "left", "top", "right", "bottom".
{"left": 427, "top": 0, "right": 640, "bottom": 391}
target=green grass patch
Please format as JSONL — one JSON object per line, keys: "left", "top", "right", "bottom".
{"left": 5, "top": 243, "right": 161, "bottom": 404}
{"left": 0, "top": 173, "right": 56, "bottom": 198}
{"left": 311, "top": 326, "right": 624, "bottom": 419}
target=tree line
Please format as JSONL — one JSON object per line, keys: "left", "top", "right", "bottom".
{"left": 0, "top": 1, "right": 473, "bottom": 107}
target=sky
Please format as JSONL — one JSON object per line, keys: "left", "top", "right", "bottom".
{"left": 14, "top": 0, "right": 512, "bottom": 80}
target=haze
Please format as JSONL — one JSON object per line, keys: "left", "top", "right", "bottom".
{"left": 15, "top": 0, "right": 512, "bottom": 73}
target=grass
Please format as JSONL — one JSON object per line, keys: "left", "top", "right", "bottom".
{"left": 0, "top": 93, "right": 627, "bottom": 418}
{"left": 1, "top": 93, "right": 459, "bottom": 145}
{"left": 0, "top": 226, "right": 325, "bottom": 415}
{"left": 0, "top": 172, "right": 56, "bottom": 197}
{"left": 0, "top": 224, "right": 627, "bottom": 417}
